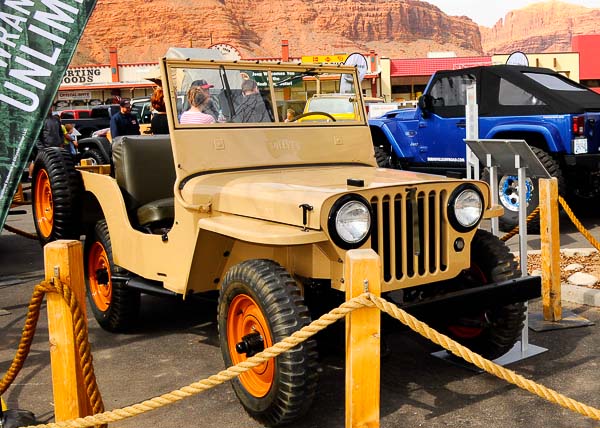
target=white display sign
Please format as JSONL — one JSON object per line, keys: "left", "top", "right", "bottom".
{"left": 367, "top": 103, "right": 399, "bottom": 119}
{"left": 57, "top": 91, "right": 93, "bottom": 101}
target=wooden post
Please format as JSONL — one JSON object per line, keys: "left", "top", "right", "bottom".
{"left": 539, "top": 178, "right": 562, "bottom": 321}
{"left": 44, "top": 240, "right": 94, "bottom": 421}
{"left": 345, "top": 249, "right": 381, "bottom": 428}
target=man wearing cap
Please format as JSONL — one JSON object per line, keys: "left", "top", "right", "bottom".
{"left": 110, "top": 99, "right": 141, "bottom": 138}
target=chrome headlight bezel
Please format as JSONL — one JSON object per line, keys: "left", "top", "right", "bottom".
{"left": 327, "top": 194, "right": 372, "bottom": 250}
{"left": 447, "top": 184, "right": 484, "bottom": 232}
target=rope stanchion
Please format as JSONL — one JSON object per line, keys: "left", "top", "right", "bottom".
{"left": 17, "top": 295, "right": 368, "bottom": 428}
{"left": 5, "top": 292, "right": 598, "bottom": 428}
{"left": 0, "top": 279, "right": 104, "bottom": 418}
{"left": 4, "top": 282, "right": 599, "bottom": 427}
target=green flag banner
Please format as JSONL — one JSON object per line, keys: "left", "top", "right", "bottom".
{"left": 0, "top": 0, "right": 97, "bottom": 232}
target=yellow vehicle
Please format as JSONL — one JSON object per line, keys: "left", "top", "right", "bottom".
{"left": 31, "top": 49, "right": 540, "bottom": 427}
{"left": 299, "top": 93, "right": 363, "bottom": 122}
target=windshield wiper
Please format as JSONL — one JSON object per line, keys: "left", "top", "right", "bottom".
{"left": 220, "top": 65, "right": 235, "bottom": 118}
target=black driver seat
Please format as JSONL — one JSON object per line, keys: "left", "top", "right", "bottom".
{"left": 111, "top": 135, "right": 175, "bottom": 231}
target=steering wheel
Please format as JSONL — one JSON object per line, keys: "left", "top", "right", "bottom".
{"left": 290, "top": 111, "right": 337, "bottom": 122}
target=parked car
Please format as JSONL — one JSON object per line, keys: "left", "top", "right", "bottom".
{"left": 31, "top": 53, "right": 540, "bottom": 427}
{"left": 60, "top": 104, "right": 120, "bottom": 138}
{"left": 369, "top": 65, "right": 600, "bottom": 231}
{"left": 58, "top": 109, "right": 92, "bottom": 120}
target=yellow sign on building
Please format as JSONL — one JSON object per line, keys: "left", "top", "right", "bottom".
{"left": 301, "top": 54, "right": 349, "bottom": 65}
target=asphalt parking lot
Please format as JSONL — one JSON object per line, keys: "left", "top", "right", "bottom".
{"left": 1, "top": 205, "right": 600, "bottom": 428}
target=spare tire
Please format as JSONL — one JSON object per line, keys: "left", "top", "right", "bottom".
{"left": 32, "top": 147, "right": 83, "bottom": 246}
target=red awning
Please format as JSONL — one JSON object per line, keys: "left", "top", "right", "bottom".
{"left": 391, "top": 57, "right": 492, "bottom": 77}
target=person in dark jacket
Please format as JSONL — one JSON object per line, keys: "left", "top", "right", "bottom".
{"left": 41, "top": 109, "right": 63, "bottom": 148}
{"left": 110, "top": 99, "right": 140, "bottom": 138}
{"left": 149, "top": 87, "right": 169, "bottom": 134}
{"left": 233, "top": 79, "right": 272, "bottom": 123}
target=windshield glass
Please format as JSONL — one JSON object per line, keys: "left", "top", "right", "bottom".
{"left": 166, "top": 63, "right": 364, "bottom": 126}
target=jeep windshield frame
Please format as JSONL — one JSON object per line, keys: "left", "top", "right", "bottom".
{"left": 159, "top": 57, "right": 376, "bottom": 187}
{"left": 162, "top": 59, "right": 367, "bottom": 127}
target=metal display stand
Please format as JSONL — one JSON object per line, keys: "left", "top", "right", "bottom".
{"left": 445, "top": 139, "right": 548, "bottom": 366}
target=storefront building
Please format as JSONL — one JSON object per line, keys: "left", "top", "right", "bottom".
{"left": 56, "top": 34, "right": 600, "bottom": 110}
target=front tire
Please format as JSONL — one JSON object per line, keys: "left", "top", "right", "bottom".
{"left": 218, "top": 260, "right": 319, "bottom": 427}
{"left": 443, "top": 229, "right": 526, "bottom": 360}
{"left": 31, "top": 148, "right": 82, "bottom": 245}
{"left": 84, "top": 220, "right": 140, "bottom": 332}
{"left": 374, "top": 145, "right": 392, "bottom": 168}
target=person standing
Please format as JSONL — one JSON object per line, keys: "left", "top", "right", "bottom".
{"left": 149, "top": 87, "right": 169, "bottom": 134}
{"left": 110, "top": 99, "right": 140, "bottom": 138}
{"left": 29, "top": 108, "right": 63, "bottom": 178}
{"left": 41, "top": 109, "right": 63, "bottom": 148}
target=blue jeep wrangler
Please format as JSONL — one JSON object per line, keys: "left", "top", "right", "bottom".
{"left": 370, "top": 65, "right": 600, "bottom": 232}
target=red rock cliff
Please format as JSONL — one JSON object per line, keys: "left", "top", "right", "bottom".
{"left": 73, "top": 0, "right": 483, "bottom": 65}
{"left": 481, "top": 1, "right": 600, "bottom": 54}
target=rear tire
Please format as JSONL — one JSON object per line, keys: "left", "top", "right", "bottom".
{"left": 31, "top": 147, "right": 82, "bottom": 245}
{"left": 80, "top": 148, "right": 108, "bottom": 165}
{"left": 84, "top": 220, "right": 140, "bottom": 332}
{"left": 218, "top": 259, "right": 319, "bottom": 426}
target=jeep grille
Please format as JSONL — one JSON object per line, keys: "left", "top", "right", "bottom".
{"left": 370, "top": 189, "right": 448, "bottom": 284}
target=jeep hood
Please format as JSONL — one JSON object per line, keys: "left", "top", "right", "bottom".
{"left": 180, "top": 165, "right": 450, "bottom": 229}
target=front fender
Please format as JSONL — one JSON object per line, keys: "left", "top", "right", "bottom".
{"left": 369, "top": 121, "right": 414, "bottom": 160}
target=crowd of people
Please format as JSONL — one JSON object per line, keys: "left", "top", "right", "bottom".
{"left": 33, "top": 73, "right": 281, "bottom": 172}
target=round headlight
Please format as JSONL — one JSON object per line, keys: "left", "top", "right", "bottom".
{"left": 448, "top": 185, "right": 483, "bottom": 231}
{"left": 328, "top": 195, "right": 372, "bottom": 249}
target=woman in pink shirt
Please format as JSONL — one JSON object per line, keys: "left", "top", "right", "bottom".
{"left": 180, "top": 86, "right": 216, "bottom": 125}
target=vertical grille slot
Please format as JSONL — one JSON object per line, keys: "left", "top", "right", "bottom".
{"left": 370, "top": 188, "right": 446, "bottom": 284}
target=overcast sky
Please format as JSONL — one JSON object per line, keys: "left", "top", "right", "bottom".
{"left": 425, "top": 0, "right": 600, "bottom": 26}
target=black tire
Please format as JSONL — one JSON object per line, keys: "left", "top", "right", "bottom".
{"left": 374, "top": 145, "right": 392, "bottom": 168}
{"left": 80, "top": 148, "right": 108, "bottom": 165}
{"left": 31, "top": 147, "right": 83, "bottom": 246}
{"left": 441, "top": 229, "right": 526, "bottom": 360}
{"left": 483, "top": 147, "right": 564, "bottom": 234}
{"left": 218, "top": 259, "right": 319, "bottom": 427}
{"left": 84, "top": 220, "right": 140, "bottom": 332}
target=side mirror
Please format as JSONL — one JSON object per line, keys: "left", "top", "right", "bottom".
{"left": 418, "top": 95, "right": 432, "bottom": 118}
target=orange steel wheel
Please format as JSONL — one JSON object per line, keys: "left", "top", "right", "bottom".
{"left": 87, "top": 241, "right": 112, "bottom": 312}
{"left": 227, "top": 294, "right": 274, "bottom": 397}
{"left": 34, "top": 169, "right": 53, "bottom": 238}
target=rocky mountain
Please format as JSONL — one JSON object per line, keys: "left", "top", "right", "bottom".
{"left": 480, "top": 1, "right": 600, "bottom": 54}
{"left": 73, "top": 0, "right": 483, "bottom": 65}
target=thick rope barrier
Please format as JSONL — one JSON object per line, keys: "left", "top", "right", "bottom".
{"left": 500, "top": 206, "right": 540, "bottom": 242}
{"left": 17, "top": 294, "right": 365, "bottom": 428}
{"left": 0, "top": 280, "right": 104, "bottom": 416}
{"left": 6, "top": 290, "right": 598, "bottom": 428}
{"left": 2, "top": 223, "right": 38, "bottom": 240}
{"left": 559, "top": 196, "right": 600, "bottom": 252}
{"left": 368, "top": 294, "right": 600, "bottom": 420}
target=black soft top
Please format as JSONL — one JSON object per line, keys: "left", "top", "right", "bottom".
{"left": 432, "top": 65, "right": 600, "bottom": 116}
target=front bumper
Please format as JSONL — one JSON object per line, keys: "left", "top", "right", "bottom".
{"left": 400, "top": 275, "right": 541, "bottom": 317}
